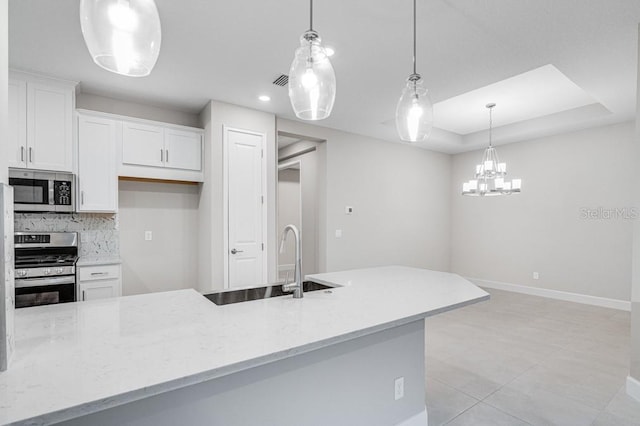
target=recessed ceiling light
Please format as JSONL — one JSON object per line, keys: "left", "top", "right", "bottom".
{"left": 258, "top": 95, "right": 271, "bottom": 102}
{"left": 325, "top": 47, "right": 335, "bottom": 57}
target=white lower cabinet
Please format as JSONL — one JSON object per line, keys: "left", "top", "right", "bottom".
{"left": 77, "top": 264, "right": 122, "bottom": 301}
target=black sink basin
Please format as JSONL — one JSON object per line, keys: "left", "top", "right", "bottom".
{"left": 204, "top": 281, "right": 332, "bottom": 306}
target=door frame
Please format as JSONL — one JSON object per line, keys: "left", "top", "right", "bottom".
{"left": 277, "top": 159, "right": 303, "bottom": 280}
{"left": 222, "top": 125, "right": 268, "bottom": 289}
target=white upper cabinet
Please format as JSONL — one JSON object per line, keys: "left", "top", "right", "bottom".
{"left": 122, "top": 121, "right": 165, "bottom": 168}
{"left": 164, "top": 128, "right": 202, "bottom": 171}
{"left": 77, "top": 113, "right": 118, "bottom": 213}
{"left": 8, "top": 79, "right": 27, "bottom": 168}
{"left": 9, "top": 72, "right": 76, "bottom": 172}
{"left": 119, "top": 118, "right": 204, "bottom": 182}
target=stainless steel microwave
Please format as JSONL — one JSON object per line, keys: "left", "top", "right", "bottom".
{"left": 8, "top": 168, "right": 75, "bottom": 213}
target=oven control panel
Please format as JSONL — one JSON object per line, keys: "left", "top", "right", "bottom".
{"left": 15, "top": 266, "right": 75, "bottom": 279}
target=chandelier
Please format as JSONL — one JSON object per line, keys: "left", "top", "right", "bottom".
{"left": 462, "top": 103, "right": 522, "bottom": 196}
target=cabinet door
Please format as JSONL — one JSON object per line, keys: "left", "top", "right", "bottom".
{"left": 122, "top": 121, "right": 165, "bottom": 168}
{"left": 80, "top": 279, "right": 120, "bottom": 301}
{"left": 26, "top": 82, "right": 73, "bottom": 172}
{"left": 77, "top": 115, "right": 118, "bottom": 212}
{"left": 164, "top": 128, "right": 202, "bottom": 171}
{"left": 8, "top": 79, "right": 27, "bottom": 168}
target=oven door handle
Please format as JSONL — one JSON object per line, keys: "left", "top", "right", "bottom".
{"left": 15, "top": 276, "right": 75, "bottom": 288}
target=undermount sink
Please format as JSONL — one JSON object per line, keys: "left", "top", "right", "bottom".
{"left": 204, "top": 281, "right": 333, "bottom": 306}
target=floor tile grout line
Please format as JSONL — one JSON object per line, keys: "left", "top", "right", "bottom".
{"left": 428, "top": 288, "right": 633, "bottom": 426}
{"left": 441, "top": 400, "right": 481, "bottom": 426}
{"left": 427, "top": 376, "right": 482, "bottom": 402}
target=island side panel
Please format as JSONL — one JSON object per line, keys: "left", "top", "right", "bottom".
{"left": 60, "top": 320, "right": 427, "bottom": 426}
{"left": 0, "top": 185, "right": 14, "bottom": 372}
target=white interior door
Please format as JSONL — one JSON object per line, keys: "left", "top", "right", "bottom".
{"left": 226, "top": 128, "right": 265, "bottom": 288}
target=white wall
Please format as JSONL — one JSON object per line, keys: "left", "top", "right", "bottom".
{"left": 118, "top": 181, "right": 200, "bottom": 296}
{"left": 277, "top": 168, "right": 300, "bottom": 271}
{"left": 630, "top": 24, "right": 640, "bottom": 383}
{"left": 0, "top": 0, "right": 10, "bottom": 372}
{"left": 76, "top": 93, "right": 200, "bottom": 128}
{"left": 0, "top": 0, "right": 6, "bottom": 184}
{"left": 198, "top": 101, "right": 277, "bottom": 292}
{"left": 76, "top": 95, "right": 202, "bottom": 295}
{"left": 451, "top": 122, "right": 635, "bottom": 302}
{"left": 277, "top": 119, "right": 452, "bottom": 274}
{"left": 278, "top": 140, "right": 322, "bottom": 277}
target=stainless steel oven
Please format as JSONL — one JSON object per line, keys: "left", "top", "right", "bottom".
{"left": 14, "top": 232, "right": 78, "bottom": 309}
{"left": 9, "top": 168, "right": 75, "bottom": 213}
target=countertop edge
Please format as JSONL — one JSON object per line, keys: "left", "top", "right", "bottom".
{"left": 17, "top": 292, "right": 489, "bottom": 426}
{"left": 76, "top": 257, "right": 122, "bottom": 267}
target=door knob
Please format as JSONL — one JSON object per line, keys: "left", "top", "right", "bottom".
{"left": 231, "top": 248, "right": 244, "bottom": 254}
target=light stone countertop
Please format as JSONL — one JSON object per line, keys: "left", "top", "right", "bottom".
{"left": 76, "top": 256, "right": 122, "bottom": 267}
{"left": 0, "top": 266, "right": 489, "bottom": 425}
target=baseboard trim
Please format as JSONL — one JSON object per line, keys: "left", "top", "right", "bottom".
{"left": 627, "top": 376, "right": 640, "bottom": 402}
{"left": 466, "top": 277, "right": 631, "bottom": 311}
{"left": 394, "top": 407, "right": 427, "bottom": 426}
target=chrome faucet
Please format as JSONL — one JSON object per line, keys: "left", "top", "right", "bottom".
{"left": 279, "top": 224, "right": 303, "bottom": 298}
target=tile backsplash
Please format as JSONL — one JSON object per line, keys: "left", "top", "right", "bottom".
{"left": 14, "top": 213, "right": 119, "bottom": 257}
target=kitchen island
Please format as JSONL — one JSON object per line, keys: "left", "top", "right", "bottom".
{"left": 0, "top": 266, "right": 488, "bottom": 425}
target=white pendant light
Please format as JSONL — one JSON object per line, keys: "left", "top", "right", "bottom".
{"left": 80, "top": 0, "right": 162, "bottom": 77}
{"left": 396, "top": 0, "right": 433, "bottom": 142}
{"left": 462, "top": 103, "right": 522, "bottom": 196}
{"left": 288, "top": 0, "right": 336, "bottom": 121}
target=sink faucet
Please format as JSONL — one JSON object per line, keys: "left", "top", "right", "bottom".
{"left": 279, "top": 224, "right": 302, "bottom": 298}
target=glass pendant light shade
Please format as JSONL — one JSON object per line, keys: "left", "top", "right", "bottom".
{"left": 396, "top": 0, "right": 433, "bottom": 142}
{"left": 288, "top": 30, "right": 336, "bottom": 121}
{"left": 396, "top": 75, "right": 433, "bottom": 142}
{"left": 80, "top": 0, "right": 162, "bottom": 77}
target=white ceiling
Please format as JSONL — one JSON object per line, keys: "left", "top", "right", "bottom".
{"left": 8, "top": 0, "right": 640, "bottom": 153}
{"left": 278, "top": 135, "right": 303, "bottom": 149}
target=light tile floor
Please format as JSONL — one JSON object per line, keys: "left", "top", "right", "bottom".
{"left": 425, "top": 288, "right": 640, "bottom": 426}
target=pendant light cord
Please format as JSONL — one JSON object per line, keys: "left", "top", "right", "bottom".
{"left": 412, "top": 0, "right": 417, "bottom": 75}
{"left": 310, "top": 0, "right": 314, "bottom": 31}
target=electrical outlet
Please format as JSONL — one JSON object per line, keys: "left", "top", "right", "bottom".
{"left": 394, "top": 377, "right": 404, "bottom": 400}
{"left": 345, "top": 206, "right": 353, "bottom": 215}
{"left": 145, "top": 231, "right": 153, "bottom": 241}
{"left": 533, "top": 272, "right": 539, "bottom": 280}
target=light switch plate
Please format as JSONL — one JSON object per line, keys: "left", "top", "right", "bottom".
{"left": 335, "top": 229, "right": 342, "bottom": 238}
{"left": 145, "top": 231, "right": 153, "bottom": 241}
{"left": 345, "top": 206, "right": 353, "bottom": 215}
{"left": 394, "top": 377, "right": 404, "bottom": 400}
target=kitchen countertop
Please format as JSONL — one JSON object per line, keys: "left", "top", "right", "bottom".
{"left": 0, "top": 266, "right": 488, "bottom": 425}
{"left": 76, "top": 256, "right": 122, "bottom": 267}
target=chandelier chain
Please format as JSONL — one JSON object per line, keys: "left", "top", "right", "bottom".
{"left": 488, "top": 105, "right": 493, "bottom": 147}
